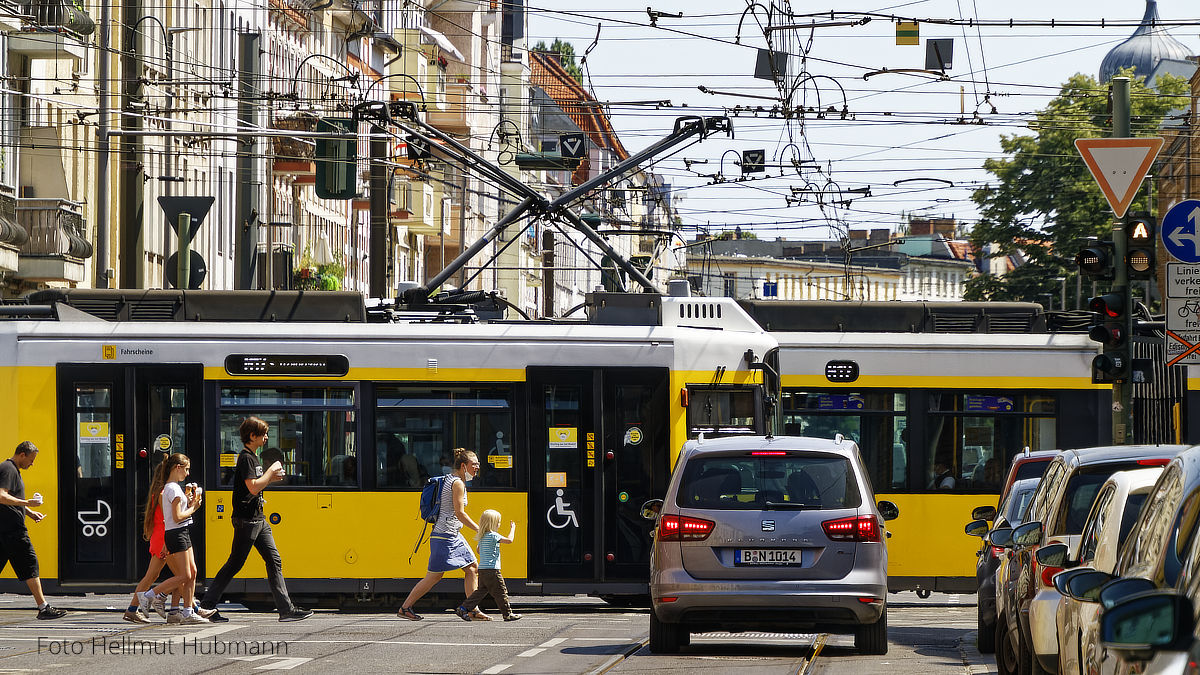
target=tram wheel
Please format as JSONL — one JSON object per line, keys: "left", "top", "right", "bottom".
{"left": 916, "top": 589, "right": 932, "bottom": 599}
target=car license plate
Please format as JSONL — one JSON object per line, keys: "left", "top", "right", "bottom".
{"left": 735, "top": 548, "right": 803, "bottom": 566}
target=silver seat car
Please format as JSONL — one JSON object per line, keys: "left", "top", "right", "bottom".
{"left": 643, "top": 434, "right": 898, "bottom": 654}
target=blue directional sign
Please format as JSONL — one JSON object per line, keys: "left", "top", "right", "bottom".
{"left": 1162, "top": 199, "right": 1200, "bottom": 263}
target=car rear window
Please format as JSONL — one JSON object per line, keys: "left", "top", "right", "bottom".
{"left": 675, "top": 453, "right": 862, "bottom": 511}
{"left": 1013, "top": 458, "right": 1053, "bottom": 483}
{"left": 1056, "top": 463, "right": 1145, "bottom": 536}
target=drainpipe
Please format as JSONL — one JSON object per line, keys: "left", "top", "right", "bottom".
{"left": 95, "top": 0, "right": 109, "bottom": 287}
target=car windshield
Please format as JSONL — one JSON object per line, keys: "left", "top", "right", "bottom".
{"left": 675, "top": 453, "right": 862, "bottom": 511}
{"left": 1003, "top": 485, "right": 1037, "bottom": 526}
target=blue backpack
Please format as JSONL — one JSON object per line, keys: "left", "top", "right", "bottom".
{"left": 419, "top": 475, "right": 446, "bottom": 523}
{"left": 411, "top": 476, "right": 447, "bottom": 563}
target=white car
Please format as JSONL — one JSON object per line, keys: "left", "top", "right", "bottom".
{"left": 1044, "top": 468, "right": 1162, "bottom": 675}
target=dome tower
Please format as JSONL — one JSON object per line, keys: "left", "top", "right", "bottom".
{"left": 1099, "top": 0, "right": 1191, "bottom": 82}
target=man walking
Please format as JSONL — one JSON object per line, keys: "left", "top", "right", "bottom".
{"left": 199, "top": 417, "right": 312, "bottom": 622}
{"left": 0, "top": 442, "right": 66, "bottom": 619}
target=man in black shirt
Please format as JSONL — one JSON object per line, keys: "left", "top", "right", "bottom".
{"left": 0, "top": 442, "right": 66, "bottom": 619}
{"left": 199, "top": 417, "right": 312, "bottom": 622}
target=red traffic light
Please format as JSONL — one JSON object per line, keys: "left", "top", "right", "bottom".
{"left": 1088, "top": 294, "right": 1122, "bottom": 319}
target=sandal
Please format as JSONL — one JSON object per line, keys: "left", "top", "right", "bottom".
{"left": 469, "top": 609, "right": 492, "bottom": 621}
{"left": 397, "top": 606, "right": 423, "bottom": 621}
{"left": 454, "top": 606, "right": 472, "bottom": 622}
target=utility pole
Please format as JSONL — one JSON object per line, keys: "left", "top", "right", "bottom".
{"left": 1112, "top": 76, "right": 1133, "bottom": 444}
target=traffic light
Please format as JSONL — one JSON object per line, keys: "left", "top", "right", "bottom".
{"left": 1074, "top": 240, "right": 1115, "bottom": 280}
{"left": 315, "top": 117, "right": 356, "bottom": 200}
{"left": 1125, "top": 216, "right": 1156, "bottom": 280}
{"left": 1088, "top": 290, "right": 1129, "bottom": 382}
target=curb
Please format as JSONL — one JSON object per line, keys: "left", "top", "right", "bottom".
{"left": 960, "top": 630, "right": 999, "bottom": 674}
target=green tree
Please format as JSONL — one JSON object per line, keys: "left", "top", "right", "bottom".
{"left": 966, "top": 70, "right": 1187, "bottom": 304}
{"left": 534, "top": 39, "right": 584, "bottom": 85}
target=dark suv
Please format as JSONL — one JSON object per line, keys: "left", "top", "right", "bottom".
{"left": 644, "top": 435, "right": 898, "bottom": 654}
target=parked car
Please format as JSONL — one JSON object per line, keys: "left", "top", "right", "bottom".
{"left": 967, "top": 477, "right": 1041, "bottom": 654}
{"left": 1043, "top": 468, "right": 1162, "bottom": 675}
{"left": 1080, "top": 445, "right": 1200, "bottom": 675}
{"left": 643, "top": 434, "right": 899, "bottom": 654}
{"left": 999, "top": 449, "right": 1060, "bottom": 508}
{"left": 997, "top": 445, "right": 1185, "bottom": 675}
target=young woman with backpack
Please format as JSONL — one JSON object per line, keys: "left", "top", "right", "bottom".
{"left": 398, "top": 448, "right": 488, "bottom": 621}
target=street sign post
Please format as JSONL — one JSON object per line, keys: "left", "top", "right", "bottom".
{"left": 1074, "top": 137, "right": 1164, "bottom": 218}
{"left": 1161, "top": 199, "right": 1200, "bottom": 264}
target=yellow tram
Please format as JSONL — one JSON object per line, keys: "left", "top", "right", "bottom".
{"left": 0, "top": 289, "right": 776, "bottom": 606}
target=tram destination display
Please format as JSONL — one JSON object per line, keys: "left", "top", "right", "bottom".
{"left": 224, "top": 354, "right": 350, "bottom": 376}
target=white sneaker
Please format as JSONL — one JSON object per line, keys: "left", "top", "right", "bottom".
{"left": 138, "top": 591, "right": 153, "bottom": 615}
{"left": 180, "top": 613, "right": 210, "bottom": 625}
{"left": 195, "top": 606, "right": 217, "bottom": 619}
{"left": 166, "top": 610, "right": 183, "bottom": 625}
{"left": 152, "top": 594, "right": 168, "bottom": 619}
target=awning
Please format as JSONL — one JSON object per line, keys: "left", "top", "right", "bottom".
{"left": 419, "top": 25, "right": 466, "bottom": 63}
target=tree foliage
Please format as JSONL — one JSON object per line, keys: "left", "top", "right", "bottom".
{"left": 966, "top": 70, "right": 1187, "bottom": 304}
{"left": 534, "top": 39, "right": 584, "bottom": 85}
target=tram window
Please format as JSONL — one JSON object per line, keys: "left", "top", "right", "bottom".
{"left": 686, "top": 388, "right": 757, "bottom": 436}
{"left": 75, "top": 386, "right": 113, "bottom": 479}
{"left": 218, "top": 386, "right": 358, "bottom": 488}
{"left": 375, "top": 386, "right": 515, "bottom": 490}
{"left": 780, "top": 391, "right": 908, "bottom": 492}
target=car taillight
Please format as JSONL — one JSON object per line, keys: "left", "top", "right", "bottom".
{"left": 658, "top": 514, "right": 715, "bottom": 541}
{"left": 823, "top": 515, "right": 883, "bottom": 543}
{"left": 1041, "top": 565, "right": 1064, "bottom": 588}
{"left": 991, "top": 546, "right": 1004, "bottom": 558}
{"left": 1137, "top": 458, "right": 1170, "bottom": 466}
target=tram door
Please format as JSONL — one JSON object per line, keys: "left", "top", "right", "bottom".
{"left": 528, "top": 367, "right": 668, "bottom": 587}
{"left": 56, "top": 364, "right": 203, "bottom": 583}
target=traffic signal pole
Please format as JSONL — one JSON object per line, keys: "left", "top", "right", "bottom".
{"left": 1112, "top": 76, "right": 1134, "bottom": 444}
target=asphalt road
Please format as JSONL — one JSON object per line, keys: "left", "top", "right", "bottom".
{"left": 0, "top": 592, "right": 996, "bottom": 674}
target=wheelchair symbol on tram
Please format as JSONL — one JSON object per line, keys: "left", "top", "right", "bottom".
{"left": 546, "top": 489, "right": 579, "bottom": 529}
{"left": 77, "top": 499, "right": 112, "bottom": 537}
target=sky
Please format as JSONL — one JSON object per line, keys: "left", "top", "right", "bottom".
{"left": 525, "top": 1, "right": 1200, "bottom": 242}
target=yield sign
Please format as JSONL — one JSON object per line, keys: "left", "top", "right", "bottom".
{"left": 1075, "top": 137, "right": 1164, "bottom": 218}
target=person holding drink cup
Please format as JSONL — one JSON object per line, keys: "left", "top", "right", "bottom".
{"left": 198, "top": 417, "right": 312, "bottom": 622}
{"left": 0, "top": 442, "right": 65, "bottom": 619}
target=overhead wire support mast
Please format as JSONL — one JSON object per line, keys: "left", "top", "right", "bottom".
{"left": 390, "top": 107, "right": 732, "bottom": 303}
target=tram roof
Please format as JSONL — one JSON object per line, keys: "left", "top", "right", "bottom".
{"left": 736, "top": 299, "right": 1079, "bottom": 334}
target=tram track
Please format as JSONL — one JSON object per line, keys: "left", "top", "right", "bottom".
{"left": 792, "top": 633, "right": 828, "bottom": 675}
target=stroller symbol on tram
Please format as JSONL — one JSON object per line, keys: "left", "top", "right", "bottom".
{"left": 77, "top": 499, "right": 111, "bottom": 537}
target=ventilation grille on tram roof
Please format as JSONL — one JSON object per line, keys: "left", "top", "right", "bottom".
{"left": 22, "top": 289, "right": 367, "bottom": 322}
{"left": 676, "top": 300, "right": 723, "bottom": 322}
{"left": 128, "top": 298, "right": 181, "bottom": 321}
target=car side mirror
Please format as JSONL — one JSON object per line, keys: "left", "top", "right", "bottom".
{"left": 1012, "top": 520, "right": 1043, "bottom": 547}
{"left": 965, "top": 519, "right": 989, "bottom": 537}
{"left": 1063, "top": 570, "right": 1111, "bottom": 602}
{"left": 1036, "top": 542, "right": 1070, "bottom": 568}
{"left": 1054, "top": 568, "right": 1093, "bottom": 596}
{"left": 877, "top": 500, "right": 899, "bottom": 521}
{"left": 1100, "top": 591, "right": 1193, "bottom": 661}
{"left": 1099, "top": 576, "right": 1157, "bottom": 609}
{"left": 988, "top": 526, "right": 1014, "bottom": 548}
{"left": 640, "top": 499, "right": 663, "bottom": 521}
{"left": 972, "top": 505, "right": 997, "bottom": 522}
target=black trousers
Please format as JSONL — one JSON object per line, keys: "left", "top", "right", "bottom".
{"left": 200, "top": 518, "right": 294, "bottom": 615}
{"left": 461, "top": 569, "right": 512, "bottom": 616}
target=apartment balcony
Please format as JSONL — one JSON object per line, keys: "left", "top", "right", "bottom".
{"left": 0, "top": 191, "right": 25, "bottom": 274}
{"left": 428, "top": 81, "right": 475, "bottom": 133}
{"left": 7, "top": 0, "right": 94, "bottom": 61}
{"left": 15, "top": 197, "right": 89, "bottom": 283}
{"left": 0, "top": 1, "right": 24, "bottom": 32}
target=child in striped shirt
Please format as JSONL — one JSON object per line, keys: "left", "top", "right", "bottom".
{"left": 456, "top": 509, "right": 520, "bottom": 622}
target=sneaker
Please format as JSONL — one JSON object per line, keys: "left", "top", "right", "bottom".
{"left": 503, "top": 613, "right": 522, "bottom": 622}
{"left": 180, "top": 613, "right": 210, "bottom": 625}
{"left": 454, "top": 606, "right": 472, "bottom": 622}
{"left": 207, "top": 611, "right": 230, "bottom": 623}
{"left": 279, "top": 608, "right": 314, "bottom": 622}
{"left": 195, "top": 606, "right": 217, "bottom": 619}
{"left": 397, "top": 606, "right": 423, "bottom": 621}
{"left": 151, "top": 593, "right": 168, "bottom": 619}
{"left": 123, "top": 609, "right": 152, "bottom": 624}
{"left": 36, "top": 605, "right": 66, "bottom": 620}
{"left": 166, "top": 610, "right": 183, "bottom": 625}
{"left": 469, "top": 609, "right": 492, "bottom": 621}
{"left": 137, "top": 592, "right": 153, "bottom": 616}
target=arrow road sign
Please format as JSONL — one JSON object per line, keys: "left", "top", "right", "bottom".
{"left": 742, "top": 149, "right": 766, "bottom": 173}
{"left": 1074, "top": 137, "right": 1164, "bottom": 218}
{"left": 559, "top": 133, "right": 586, "bottom": 159}
{"left": 1162, "top": 199, "right": 1200, "bottom": 263}
{"left": 158, "top": 196, "right": 215, "bottom": 245}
